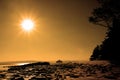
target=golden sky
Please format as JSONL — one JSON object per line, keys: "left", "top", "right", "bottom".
{"left": 0, "top": 0, "right": 107, "bottom": 62}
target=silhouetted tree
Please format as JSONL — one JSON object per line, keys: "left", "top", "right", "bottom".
{"left": 89, "top": 0, "right": 120, "bottom": 65}
{"left": 89, "top": 0, "right": 120, "bottom": 28}
{"left": 90, "top": 45, "right": 101, "bottom": 61}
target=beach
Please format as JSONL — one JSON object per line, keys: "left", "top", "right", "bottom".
{"left": 0, "top": 61, "right": 120, "bottom": 80}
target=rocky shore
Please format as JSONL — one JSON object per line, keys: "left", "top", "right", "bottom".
{"left": 0, "top": 61, "right": 120, "bottom": 80}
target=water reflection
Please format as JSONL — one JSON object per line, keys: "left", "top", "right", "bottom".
{"left": 17, "top": 63, "right": 29, "bottom": 66}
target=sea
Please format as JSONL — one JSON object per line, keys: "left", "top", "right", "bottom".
{"left": 0, "top": 61, "right": 36, "bottom": 71}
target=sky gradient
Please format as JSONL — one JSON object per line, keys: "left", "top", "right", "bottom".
{"left": 0, "top": 0, "right": 107, "bottom": 62}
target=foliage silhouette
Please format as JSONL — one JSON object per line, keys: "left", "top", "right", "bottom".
{"left": 90, "top": 45, "right": 101, "bottom": 61}
{"left": 89, "top": 0, "right": 120, "bottom": 65}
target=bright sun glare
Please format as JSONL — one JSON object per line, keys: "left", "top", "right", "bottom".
{"left": 21, "top": 19, "right": 34, "bottom": 31}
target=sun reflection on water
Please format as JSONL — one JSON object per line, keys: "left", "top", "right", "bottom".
{"left": 17, "top": 63, "right": 29, "bottom": 65}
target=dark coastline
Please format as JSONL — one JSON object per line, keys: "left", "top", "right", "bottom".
{"left": 0, "top": 61, "right": 120, "bottom": 80}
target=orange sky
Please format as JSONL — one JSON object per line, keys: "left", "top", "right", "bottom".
{"left": 0, "top": 0, "right": 107, "bottom": 62}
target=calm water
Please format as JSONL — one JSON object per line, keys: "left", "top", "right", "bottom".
{"left": 0, "top": 62, "right": 32, "bottom": 71}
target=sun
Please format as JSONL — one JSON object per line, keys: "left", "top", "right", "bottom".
{"left": 21, "top": 19, "right": 34, "bottom": 31}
